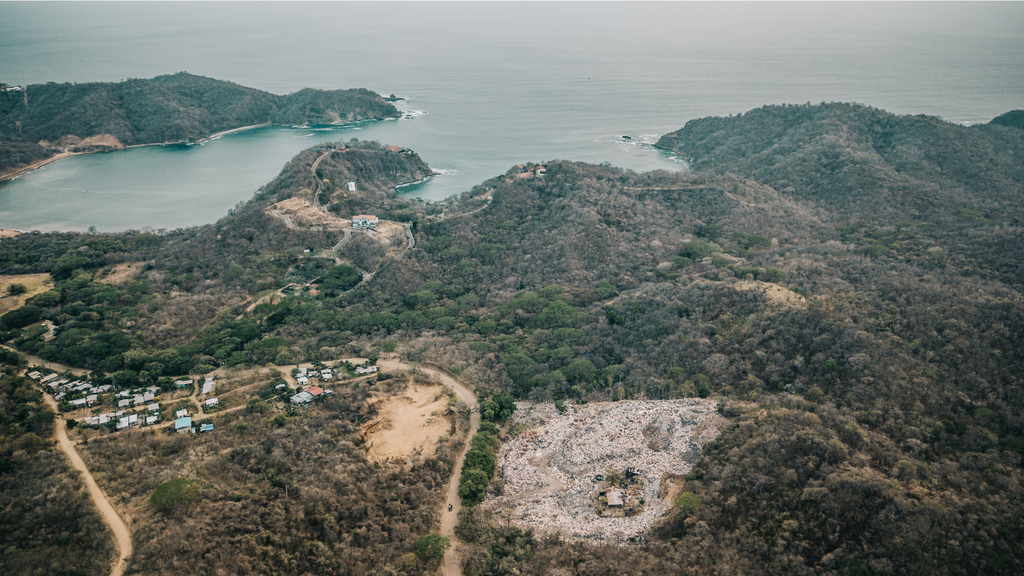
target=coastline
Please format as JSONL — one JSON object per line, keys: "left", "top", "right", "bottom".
{"left": 0, "top": 150, "right": 88, "bottom": 183}
{"left": 0, "top": 122, "right": 272, "bottom": 183}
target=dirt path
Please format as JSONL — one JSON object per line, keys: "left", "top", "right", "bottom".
{"left": 42, "top": 394, "right": 132, "bottom": 576}
{"left": 2, "top": 344, "right": 90, "bottom": 376}
{"left": 379, "top": 360, "right": 479, "bottom": 576}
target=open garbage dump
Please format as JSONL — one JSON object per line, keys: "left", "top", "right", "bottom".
{"left": 486, "top": 399, "right": 724, "bottom": 544}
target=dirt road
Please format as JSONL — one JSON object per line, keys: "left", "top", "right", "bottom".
{"left": 379, "top": 360, "right": 480, "bottom": 576}
{"left": 2, "top": 344, "right": 90, "bottom": 376}
{"left": 43, "top": 394, "right": 132, "bottom": 576}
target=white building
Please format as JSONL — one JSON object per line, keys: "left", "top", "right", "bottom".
{"left": 351, "top": 215, "right": 379, "bottom": 229}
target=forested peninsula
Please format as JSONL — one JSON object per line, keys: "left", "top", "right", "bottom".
{"left": 0, "top": 72, "right": 400, "bottom": 177}
{"left": 2, "top": 103, "right": 1023, "bottom": 576}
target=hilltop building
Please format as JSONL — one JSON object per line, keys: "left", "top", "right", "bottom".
{"left": 352, "top": 215, "right": 379, "bottom": 229}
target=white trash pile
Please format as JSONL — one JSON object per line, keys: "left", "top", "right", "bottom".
{"left": 487, "top": 399, "right": 721, "bottom": 544}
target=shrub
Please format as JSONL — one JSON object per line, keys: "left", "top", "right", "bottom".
{"left": 674, "top": 491, "right": 701, "bottom": 517}
{"left": 415, "top": 533, "right": 450, "bottom": 561}
{"left": 150, "top": 477, "right": 199, "bottom": 513}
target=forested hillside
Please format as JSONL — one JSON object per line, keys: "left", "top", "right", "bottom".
{"left": 1, "top": 103, "right": 1022, "bottom": 575}
{"left": 0, "top": 72, "right": 399, "bottom": 173}
{"left": 0, "top": 355, "right": 115, "bottom": 576}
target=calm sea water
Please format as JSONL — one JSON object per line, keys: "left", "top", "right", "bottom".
{"left": 1, "top": 2, "right": 1022, "bottom": 232}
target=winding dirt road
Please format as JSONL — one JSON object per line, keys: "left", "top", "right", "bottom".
{"left": 379, "top": 360, "right": 480, "bottom": 576}
{"left": 23, "top": 350, "right": 476, "bottom": 576}
{"left": 42, "top": 394, "right": 132, "bottom": 576}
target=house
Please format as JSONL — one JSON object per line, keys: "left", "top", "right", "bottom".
{"left": 174, "top": 379, "right": 194, "bottom": 389}
{"left": 351, "top": 215, "right": 379, "bottom": 229}
{"left": 117, "top": 414, "right": 139, "bottom": 430}
{"left": 174, "top": 408, "right": 188, "bottom": 419}
{"left": 275, "top": 383, "right": 288, "bottom": 390}
{"left": 174, "top": 417, "right": 192, "bottom": 433}
{"left": 348, "top": 181, "right": 356, "bottom": 192}
{"left": 320, "top": 370, "right": 332, "bottom": 382}
{"left": 145, "top": 415, "right": 158, "bottom": 425}
{"left": 143, "top": 391, "right": 155, "bottom": 402}
{"left": 118, "top": 399, "right": 131, "bottom": 409}
{"left": 290, "top": 391, "right": 313, "bottom": 405}
{"left": 85, "top": 413, "right": 112, "bottom": 426}
{"left": 200, "top": 423, "right": 214, "bottom": 433}
{"left": 296, "top": 376, "right": 309, "bottom": 385}
{"left": 355, "top": 366, "right": 379, "bottom": 375}
{"left": 69, "top": 398, "right": 88, "bottom": 407}
{"left": 297, "top": 367, "right": 307, "bottom": 377}
{"left": 27, "top": 371, "right": 42, "bottom": 380}
{"left": 148, "top": 403, "right": 160, "bottom": 412}
{"left": 133, "top": 394, "right": 146, "bottom": 406}
{"left": 307, "top": 386, "right": 324, "bottom": 397}
{"left": 86, "top": 394, "right": 97, "bottom": 405}
{"left": 201, "top": 379, "right": 215, "bottom": 394}
{"left": 40, "top": 374, "right": 59, "bottom": 384}
{"left": 205, "top": 398, "right": 219, "bottom": 408}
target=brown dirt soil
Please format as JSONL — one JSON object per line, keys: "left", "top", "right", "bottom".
{"left": 0, "top": 228, "right": 22, "bottom": 238}
{"left": 97, "top": 262, "right": 146, "bottom": 285}
{"left": 734, "top": 280, "right": 806, "bottom": 308}
{"left": 0, "top": 273, "right": 53, "bottom": 315}
{"left": 362, "top": 381, "right": 452, "bottom": 462}
{"left": 269, "top": 197, "right": 350, "bottom": 228}
{"left": 368, "top": 221, "right": 408, "bottom": 255}
{"left": 81, "top": 133, "right": 124, "bottom": 148}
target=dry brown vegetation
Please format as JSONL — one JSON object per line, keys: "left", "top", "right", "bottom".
{"left": 0, "top": 373, "right": 114, "bottom": 576}
{"left": 96, "top": 262, "right": 145, "bottom": 285}
{"left": 77, "top": 374, "right": 464, "bottom": 576}
{"left": 0, "top": 273, "right": 52, "bottom": 315}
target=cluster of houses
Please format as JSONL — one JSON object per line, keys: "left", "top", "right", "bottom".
{"left": 173, "top": 407, "right": 215, "bottom": 434}
{"left": 294, "top": 366, "right": 334, "bottom": 386}
{"left": 28, "top": 371, "right": 112, "bottom": 408}
{"left": 28, "top": 368, "right": 222, "bottom": 434}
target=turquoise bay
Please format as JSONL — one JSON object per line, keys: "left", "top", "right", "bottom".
{"left": 1, "top": 2, "right": 1021, "bottom": 232}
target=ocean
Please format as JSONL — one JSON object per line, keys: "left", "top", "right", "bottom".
{"left": 1, "top": 2, "right": 1022, "bottom": 232}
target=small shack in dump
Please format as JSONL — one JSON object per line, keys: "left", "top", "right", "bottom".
{"left": 606, "top": 488, "right": 623, "bottom": 507}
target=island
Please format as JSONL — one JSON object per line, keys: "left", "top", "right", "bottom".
{"left": 0, "top": 72, "right": 401, "bottom": 180}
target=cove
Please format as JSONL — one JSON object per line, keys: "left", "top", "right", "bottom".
{"left": 0, "top": 124, "right": 377, "bottom": 233}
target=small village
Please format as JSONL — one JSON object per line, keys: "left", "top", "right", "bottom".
{"left": 25, "top": 358, "right": 382, "bottom": 436}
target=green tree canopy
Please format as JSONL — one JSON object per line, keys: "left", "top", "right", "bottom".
{"left": 150, "top": 477, "right": 199, "bottom": 514}
{"left": 415, "top": 533, "right": 450, "bottom": 561}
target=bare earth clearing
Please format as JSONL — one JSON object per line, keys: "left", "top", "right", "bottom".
{"left": 362, "top": 379, "right": 452, "bottom": 462}
{"left": 488, "top": 399, "right": 725, "bottom": 544}
{"left": 733, "top": 279, "right": 806, "bottom": 308}
{"left": 97, "top": 262, "right": 146, "bottom": 285}
{"left": 269, "top": 197, "right": 350, "bottom": 228}
{"left": 0, "top": 273, "right": 53, "bottom": 315}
